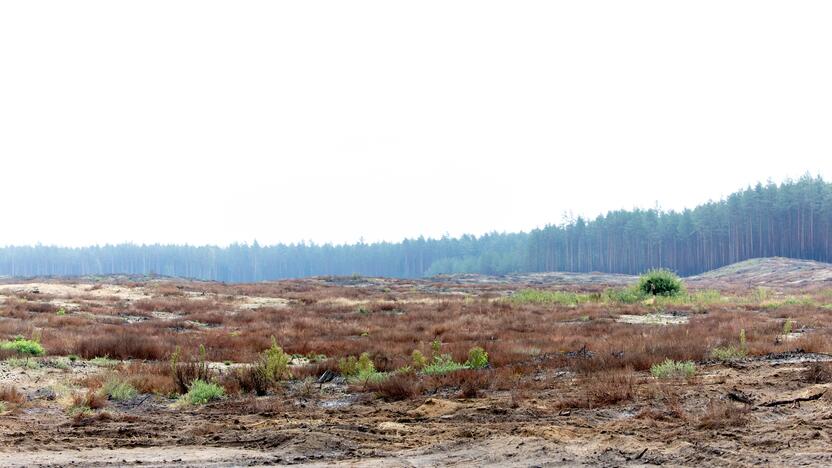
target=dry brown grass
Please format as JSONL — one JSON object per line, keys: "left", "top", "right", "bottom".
{"left": 3, "top": 278, "right": 832, "bottom": 400}
{"left": 696, "top": 400, "right": 749, "bottom": 429}
{"left": 72, "top": 390, "right": 108, "bottom": 410}
{"left": 120, "top": 362, "right": 177, "bottom": 395}
{"left": 556, "top": 368, "right": 638, "bottom": 409}
{"left": 366, "top": 372, "right": 423, "bottom": 401}
{"left": 0, "top": 386, "right": 26, "bottom": 404}
{"left": 803, "top": 362, "right": 832, "bottom": 383}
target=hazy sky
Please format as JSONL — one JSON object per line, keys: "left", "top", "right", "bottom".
{"left": 1, "top": 2, "right": 830, "bottom": 247}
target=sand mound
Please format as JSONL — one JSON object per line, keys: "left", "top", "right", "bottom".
{"left": 688, "top": 257, "right": 832, "bottom": 288}
{"left": 407, "top": 398, "right": 462, "bottom": 418}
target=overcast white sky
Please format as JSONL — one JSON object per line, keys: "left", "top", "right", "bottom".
{"left": 1, "top": 1, "right": 830, "bottom": 247}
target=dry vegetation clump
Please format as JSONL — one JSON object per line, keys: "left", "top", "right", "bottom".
{"left": 170, "top": 346, "right": 211, "bottom": 394}
{"left": 71, "top": 390, "right": 108, "bottom": 411}
{"left": 423, "top": 369, "right": 494, "bottom": 398}
{"left": 366, "top": 371, "right": 423, "bottom": 401}
{"left": 0, "top": 386, "right": 26, "bottom": 404}
{"left": 291, "top": 359, "right": 340, "bottom": 380}
{"left": 555, "top": 368, "right": 639, "bottom": 410}
{"left": 119, "top": 362, "right": 177, "bottom": 395}
{"left": 72, "top": 327, "right": 169, "bottom": 360}
{"left": 802, "top": 362, "right": 832, "bottom": 383}
{"left": 696, "top": 400, "right": 750, "bottom": 429}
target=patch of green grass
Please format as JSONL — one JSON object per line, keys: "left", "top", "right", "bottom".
{"left": 0, "top": 401, "right": 6, "bottom": 413}
{"left": 422, "top": 354, "right": 467, "bottom": 375}
{"left": 101, "top": 378, "right": 138, "bottom": 401}
{"left": 44, "top": 357, "right": 70, "bottom": 370}
{"left": 782, "top": 296, "right": 816, "bottom": 307}
{"left": 751, "top": 287, "right": 771, "bottom": 303}
{"left": 650, "top": 359, "right": 696, "bottom": 379}
{"left": 5, "top": 357, "right": 41, "bottom": 369}
{"left": 353, "top": 369, "right": 388, "bottom": 384}
{"left": 182, "top": 379, "right": 224, "bottom": 405}
{"left": 710, "top": 346, "right": 747, "bottom": 361}
{"left": 89, "top": 356, "right": 120, "bottom": 367}
{"left": 759, "top": 296, "right": 816, "bottom": 309}
{"left": 509, "top": 289, "right": 592, "bottom": 306}
{"left": 67, "top": 404, "right": 93, "bottom": 418}
{"left": 603, "top": 287, "right": 645, "bottom": 304}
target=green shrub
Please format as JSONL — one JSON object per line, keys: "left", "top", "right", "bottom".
{"left": 339, "top": 352, "right": 386, "bottom": 383}
{"left": 260, "top": 337, "right": 292, "bottom": 382}
{"left": 56, "top": 308, "right": 66, "bottom": 316}
{"left": 411, "top": 350, "right": 427, "bottom": 369}
{"left": 101, "top": 378, "right": 138, "bottom": 401}
{"left": 466, "top": 347, "right": 488, "bottom": 369}
{"left": 339, "top": 352, "right": 374, "bottom": 377}
{"left": 638, "top": 269, "right": 683, "bottom": 297}
{"left": 0, "top": 402, "right": 6, "bottom": 413}
{"left": 338, "top": 355, "right": 359, "bottom": 376}
{"left": 183, "top": 379, "right": 224, "bottom": 405}
{"left": 783, "top": 319, "right": 794, "bottom": 335}
{"left": 0, "top": 337, "right": 45, "bottom": 357}
{"left": 650, "top": 359, "right": 696, "bottom": 379}
{"left": 431, "top": 339, "right": 442, "bottom": 357}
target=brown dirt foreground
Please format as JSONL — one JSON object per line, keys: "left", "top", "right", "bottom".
{"left": 2, "top": 353, "right": 832, "bottom": 467}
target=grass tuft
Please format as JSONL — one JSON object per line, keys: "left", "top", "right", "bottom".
{"left": 650, "top": 359, "right": 695, "bottom": 379}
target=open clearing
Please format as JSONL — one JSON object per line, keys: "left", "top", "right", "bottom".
{"left": 2, "top": 259, "right": 832, "bottom": 466}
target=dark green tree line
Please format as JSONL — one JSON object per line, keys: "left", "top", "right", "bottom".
{"left": 0, "top": 176, "right": 828, "bottom": 281}
{"left": 527, "top": 175, "right": 832, "bottom": 275}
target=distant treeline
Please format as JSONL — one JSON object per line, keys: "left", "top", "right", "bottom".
{"left": 528, "top": 175, "right": 832, "bottom": 276}
{"left": 0, "top": 176, "right": 829, "bottom": 281}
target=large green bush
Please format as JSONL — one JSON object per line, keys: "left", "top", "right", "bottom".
{"left": 637, "top": 269, "right": 683, "bottom": 297}
{"left": 1, "top": 337, "right": 45, "bottom": 357}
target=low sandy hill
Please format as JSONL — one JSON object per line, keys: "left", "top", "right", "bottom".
{"left": 687, "top": 257, "right": 832, "bottom": 289}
